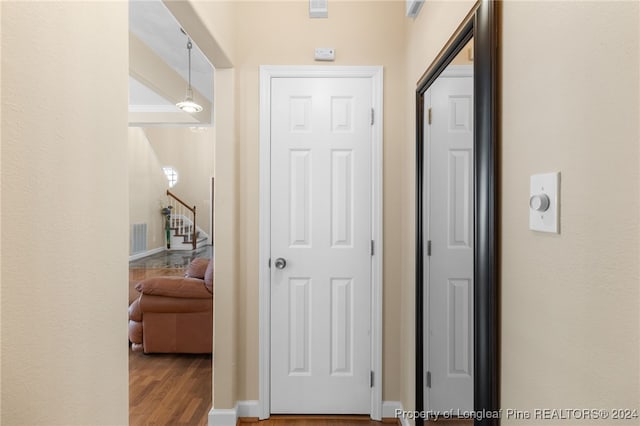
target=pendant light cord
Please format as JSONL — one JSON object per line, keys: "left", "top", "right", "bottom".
{"left": 187, "top": 39, "right": 193, "bottom": 95}
{"left": 176, "top": 32, "right": 203, "bottom": 113}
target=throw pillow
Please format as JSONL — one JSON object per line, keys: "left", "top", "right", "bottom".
{"left": 185, "top": 257, "right": 209, "bottom": 279}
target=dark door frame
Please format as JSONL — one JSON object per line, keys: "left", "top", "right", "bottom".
{"left": 415, "top": 1, "right": 499, "bottom": 425}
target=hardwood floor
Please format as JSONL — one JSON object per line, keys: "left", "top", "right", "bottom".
{"left": 129, "top": 351, "right": 212, "bottom": 426}
{"left": 237, "top": 416, "right": 399, "bottom": 425}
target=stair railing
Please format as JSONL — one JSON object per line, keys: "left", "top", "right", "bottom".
{"left": 166, "top": 190, "right": 197, "bottom": 250}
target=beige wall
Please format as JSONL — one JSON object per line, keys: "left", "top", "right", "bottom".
{"left": 144, "top": 127, "right": 215, "bottom": 238}
{"left": 128, "top": 128, "right": 170, "bottom": 254}
{"left": 1, "top": 2, "right": 129, "bottom": 425}
{"left": 500, "top": 1, "right": 639, "bottom": 420}
{"left": 211, "top": 67, "right": 239, "bottom": 408}
{"left": 232, "top": 0, "right": 407, "bottom": 402}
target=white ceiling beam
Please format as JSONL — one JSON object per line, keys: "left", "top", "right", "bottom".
{"left": 162, "top": 0, "right": 233, "bottom": 69}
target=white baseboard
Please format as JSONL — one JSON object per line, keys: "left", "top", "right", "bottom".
{"left": 236, "top": 400, "right": 260, "bottom": 418}
{"left": 382, "top": 400, "right": 410, "bottom": 426}
{"left": 208, "top": 407, "right": 237, "bottom": 426}
{"left": 210, "top": 400, "right": 407, "bottom": 425}
{"left": 209, "top": 400, "right": 260, "bottom": 426}
{"left": 128, "top": 246, "right": 165, "bottom": 262}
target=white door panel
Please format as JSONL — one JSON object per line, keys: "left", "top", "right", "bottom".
{"left": 270, "top": 77, "right": 372, "bottom": 414}
{"left": 424, "top": 69, "right": 474, "bottom": 413}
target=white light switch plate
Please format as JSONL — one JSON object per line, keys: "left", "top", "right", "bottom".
{"left": 529, "top": 172, "right": 560, "bottom": 233}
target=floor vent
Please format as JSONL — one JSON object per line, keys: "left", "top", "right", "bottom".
{"left": 131, "top": 223, "right": 148, "bottom": 254}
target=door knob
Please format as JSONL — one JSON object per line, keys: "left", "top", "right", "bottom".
{"left": 274, "top": 258, "right": 287, "bottom": 269}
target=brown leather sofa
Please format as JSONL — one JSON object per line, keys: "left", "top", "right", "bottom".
{"left": 128, "top": 257, "right": 213, "bottom": 354}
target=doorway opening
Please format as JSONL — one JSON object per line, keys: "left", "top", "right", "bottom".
{"left": 127, "top": 0, "right": 217, "bottom": 423}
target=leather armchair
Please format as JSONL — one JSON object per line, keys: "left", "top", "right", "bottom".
{"left": 129, "top": 258, "right": 213, "bottom": 354}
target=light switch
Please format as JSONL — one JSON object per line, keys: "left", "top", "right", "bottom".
{"left": 529, "top": 172, "right": 560, "bottom": 233}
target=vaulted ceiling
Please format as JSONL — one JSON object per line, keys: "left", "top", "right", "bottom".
{"left": 128, "top": 0, "right": 214, "bottom": 126}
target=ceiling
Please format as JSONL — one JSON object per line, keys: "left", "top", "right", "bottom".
{"left": 128, "top": 0, "right": 214, "bottom": 124}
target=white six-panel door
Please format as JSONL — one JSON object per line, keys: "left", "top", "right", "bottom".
{"left": 270, "top": 77, "right": 373, "bottom": 414}
{"left": 424, "top": 66, "right": 474, "bottom": 413}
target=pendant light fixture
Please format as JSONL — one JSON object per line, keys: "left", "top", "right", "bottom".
{"left": 176, "top": 34, "right": 203, "bottom": 113}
